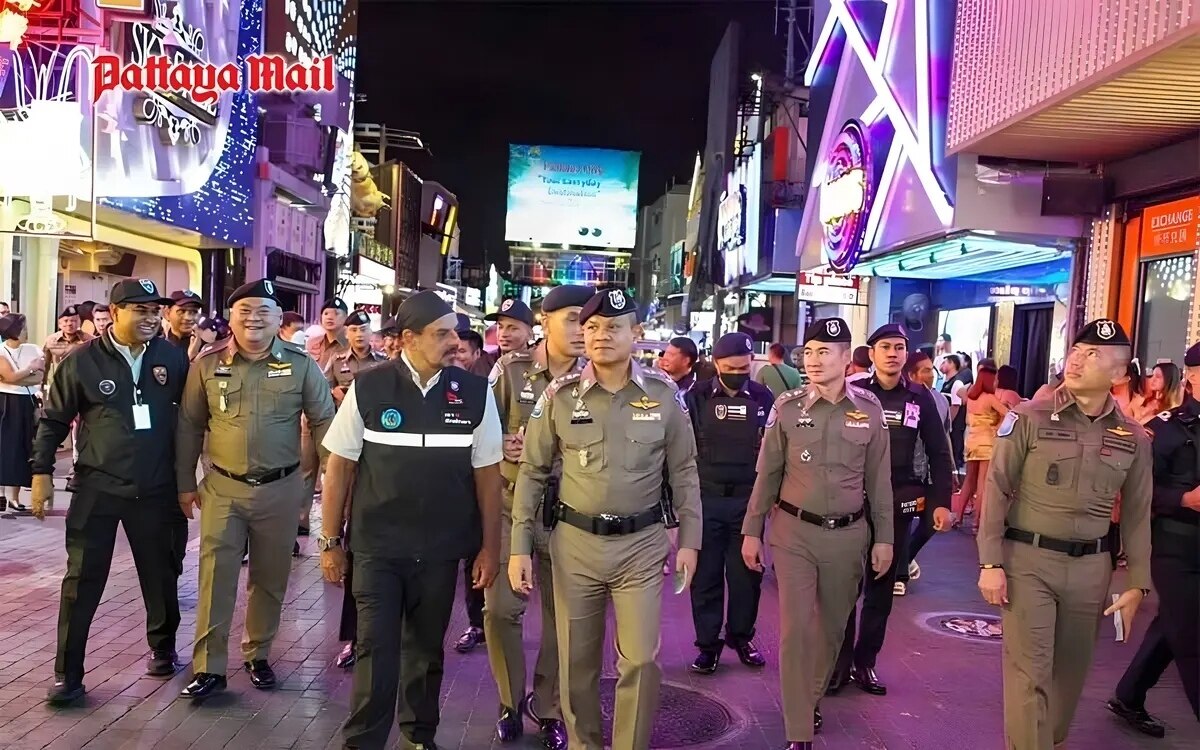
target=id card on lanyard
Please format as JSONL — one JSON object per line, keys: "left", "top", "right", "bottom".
{"left": 132, "top": 387, "right": 151, "bottom": 430}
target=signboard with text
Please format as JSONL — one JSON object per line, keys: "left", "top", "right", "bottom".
{"left": 795, "top": 271, "right": 864, "bottom": 305}
{"left": 1142, "top": 195, "right": 1200, "bottom": 254}
{"left": 820, "top": 120, "right": 872, "bottom": 273}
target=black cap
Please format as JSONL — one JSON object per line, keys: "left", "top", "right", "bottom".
{"left": 197, "top": 314, "right": 229, "bottom": 333}
{"left": 0, "top": 313, "right": 25, "bottom": 339}
{"left": 58, "top": 305, "right": 79, "bottom": 318}
{"left": 346, "top": 310, "right": 371, "bottom": 327}
{"left": 379, "top": 317, "right": 399, "bottom": 335}
{"left": 867, "top": 323, "right": 908, "bottom": 347}
{"left": 227, "top": 278, "right": 281, "bottom": 307}
{"left": 579, "top": 289, "right": 637, "bottom": 325}
{"left": 110, "top": 278, "right": 172, "bottom": 306}
{"left": 169, "top": 290, "right": 205, "bottom": 308}
{"left": 485, "top": 298, "right": 534, "bottom": 327}
{"left": 455, "top": 313, "right": 472, "bottom": 333}
{"left": 322, "top": 297, "right": 349, "bottom": 313}
{"left": 542, "top": 285, "right": 594, "bottom": 313}
{"left": 1073, "top": 318, "right": 1130, "bottom": 347}
{"left": 1184, "top": 343, "right": 1200, "bottom": 367}
{"left": 668, "top": 336, "right": 698, "bottom": 362}
{"left": 395, "top": 290, "right": 455, "bottom": 335}
{"left": 712, "top": 332, "right": 754, "bottom": 359}
{"left": 851, "top": 345, "right": 871, "bottom": 368}
{"left": 802, "top": 317, "right": 852, "bottom": 345}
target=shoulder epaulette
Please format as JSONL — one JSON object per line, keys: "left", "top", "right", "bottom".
{"left": 498, "top": 351, "right": 534, "bottom": 367}
{"left": 544, "top": 371, "right": 582, "bottom": 399}
{"left": 775, "top": 387, "right": 808, "bottom": 407}
{"left": 196, "top": 339, "right": 231, "bottom": 358}
{"left": 848, "top": 386, "right": 883, "bottom": 410}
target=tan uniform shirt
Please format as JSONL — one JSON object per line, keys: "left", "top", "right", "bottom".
{"left": 43, "top": 330, "right": 94, "bottom": 388}
{"left": 979, "top": 386, "right": 1153, "bottom": 589}
{"left": 489, "top": 342, "right": 585, "bottom": 493}
{"left": 513, "top": 360, "right": 702, "bottom": 555}
{"left": 743, "top": 384, "right": 894, "bottom": 542}
{"left": 176, "top": 336, "right": 336, "bottom": 493}
{"left": 311, "top": 331, "right": 349, "bottom": 372}
{"left": 324, "top": 346, "right": 387, "bottom": 390}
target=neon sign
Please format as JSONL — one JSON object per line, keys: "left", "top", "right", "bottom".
{"left": 820, "top": 121, "right": 871, "bottom": 273}
{"left": 717, "top": 185, "right": 746, "bottom": 253}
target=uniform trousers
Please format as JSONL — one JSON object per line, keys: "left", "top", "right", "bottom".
{"left": 192, "top": 469, "right": 303, "bottom": 675}
{"left": 1001, "top": 540, "right": 1113, "bottom": 749}
{"left": 896, "top": 506, "right": 937, "bottom": 584}
{"left": 55, "top": 486, "right": 181, "bottom": 683}
{"left": 299, "top": 416, "right": 319, "bottom": 527}
{"left": 1114, "top": 518, "right": 1199, "bottom": 717}
{"left": 768, "top": 508, "right": 870, "bottom": 742}
{"left": 691, "top": 493, "right": 762, "bottom": 651}
{"left": 485, "top": 511, "right": 559, "bottom": 716}
{"left": 461, "top": 556, "right": 485, "bottom": 630}
{"left": 339, "top": 521, "right": 357, "bottom": 642}
{"left": 550, "top": 521, "right": 669, "bottom": 750}
{"left": 343, "top": 555, "right": 459, "bottom": 749}
{"left": 837, "top": 501, "right": 915, "bottom": 674}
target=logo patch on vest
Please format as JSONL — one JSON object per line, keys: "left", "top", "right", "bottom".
{"left": 381, "top": 409, "right": 403, "bottom": 430}
{"left": 714, "top": 403, "right": 747, "bottom": 421}
{"left": 152, "top": 366, "right": 168, "bottom": 386}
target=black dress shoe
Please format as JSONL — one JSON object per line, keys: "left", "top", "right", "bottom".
{"left": 400, "top": 738, "right": 439, "bottom": 750}
{"left": 851, "top": 665, "right": 887, "bottom": 695}
{"left": 454, "top": 626, "right": 484, "bottom": 653}
{"left": 46, "top": 679, "right": 85, "bottom": 705}
{"left": 180, "top": 673, "right": 227, "bottom": 699}
{"left": 826, "top": 669, "right": 849, "bottom": 695}
{"left": 1107, "top": 697, "right": 1166, "bottom": 738}
{"left": 335, "top": 642, "right": 356, "bottom": 669}
{"left": 689, "top": 649, "right": 720, "bottom": 675}
{"left": 784, "top": 743, "right": 813, "bottom": 750}
{"left": 297, "top": 525, "right": 310, "bottom": 536}
{"left": 244, "top": 660, "right": 277, "bottom": 689}
{"left": 733, "top": 641, "right": 766, "bottom": 667}
{"left": 146, "top": 649, "right": 178, "bottom": 677}
{"left": 813, "top": 706, "right": 822, "bottom": 733}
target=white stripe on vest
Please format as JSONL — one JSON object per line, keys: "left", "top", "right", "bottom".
{"left": 363, "top": 430, "right": 472, "bottom": 448}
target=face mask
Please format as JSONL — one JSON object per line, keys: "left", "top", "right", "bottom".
{"left": 719, "top": 373, "right": 749, "bottom": 392}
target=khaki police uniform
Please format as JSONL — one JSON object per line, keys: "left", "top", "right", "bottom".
{"left": 514, "top": 361, "right": 701, "bottom": 750}
{"left": 980, "top": 386, "right": 1152, "bottom": 749}
{"left": 300, "top": 331, "right": 348, "bottom": 516}
{"left": 43, "top": 329, "right": 94, "bottom": 389}
{"left": 486, "top": 342, "right": 583, "bottom": 719}
{"left": 743, "top": 384, "right": 893, "bottom": 743}
{"left": 176, "top": 335, "right": 336, "bottom": 675}
{"left": 324, "top": 346, "right": 387, "bottom": 391}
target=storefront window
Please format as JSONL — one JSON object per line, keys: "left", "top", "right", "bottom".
{"left": 1137, "top": 255, "right": 1195, "bottom": 367}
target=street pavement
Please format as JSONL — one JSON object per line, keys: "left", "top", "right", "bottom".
{"left": 0, "top": 479, "right": 1196, "bottom": 749}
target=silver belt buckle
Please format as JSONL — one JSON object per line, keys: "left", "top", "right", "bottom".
{"left": 824, "top": 516, "right": 838, "bottom": 529}
{"left": 599, "top": 513, "right": 621, "bottom": 522}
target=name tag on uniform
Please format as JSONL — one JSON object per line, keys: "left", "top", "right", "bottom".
{"left": 518, "top": 386, "right": 536, "bottom": 403}
{"left": 571, "top": 409, "right": 593, "bottom": 425}
{"left": 132, "top": 404, "right": 152, "bottom": 431}
{"left": 632, "top": 412, "right": 662, "bottom": 421}
{"left": 1037, "top": 428, "right": 1075, "bottom": 441}
{"left": 1101, "top": 435, "right": 1136, "bottom": 454}
{"left": 904, "top": 402, "right": 921, "bottom": 429}
{"left": 214, "top": 366, "right": 232, "bottom": 377}
{"left": 267, "top": 363, "right": 292, "bottom": 378}
{"left": 844, "top": 419, "right": 870, "bottom": 429}
{"left": 444, "top": 411, "right": 473, "bottom": 426}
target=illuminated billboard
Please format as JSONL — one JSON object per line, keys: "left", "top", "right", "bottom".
{"left": 506, "top": 144, "right": 640, "bottom": 249}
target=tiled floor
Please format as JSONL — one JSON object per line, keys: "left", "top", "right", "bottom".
{"left": 0, "top": 484, "right": 1195, "bottom": 749}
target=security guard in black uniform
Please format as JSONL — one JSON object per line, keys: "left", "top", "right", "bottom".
{"left": 685, "top": 332, "right": 775, "bottom": 675}
{"left": 29, "top": 278, "right": 190, "bottom": 704}
{"left": 1108, "top": 342, "right": 1200, "bottom": 734}
{"left": 831, "top": 323, "right": 954, "bottom": 696}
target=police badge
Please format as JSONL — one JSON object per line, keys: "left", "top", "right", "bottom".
{"left": 152, "top": 366, "right": 168, "bottom": 386}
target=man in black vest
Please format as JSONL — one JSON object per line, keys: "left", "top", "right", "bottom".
{"left": 320, "top": 290, "right": 502, "bottom": 750}
{"left": 685, "top": 332, "right": 775, "bottom": 675}
{"left": 940, "top": 353, "right": 970, "bottom": 475}
{"left": 30, "top": 278, "right": 190, "bottom": 704}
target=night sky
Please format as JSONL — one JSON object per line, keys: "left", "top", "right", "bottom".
{"left": 356, "top": 0, "right": 789, "bottom": 268}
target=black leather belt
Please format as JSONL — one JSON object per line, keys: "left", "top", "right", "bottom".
{"left": 212, "top": 463, "right": 299, "bottom": 487}
{"left": 557, "top": 503, "right": 662, "bottom": 536}
{"left": 777, "top": 500, "right": 865, "bottom": 529}
{"left": 1004, "top": 527, "right": 1109, "bottom": 557}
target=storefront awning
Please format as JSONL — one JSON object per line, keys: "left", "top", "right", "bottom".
{"left": 848, "top": 231, "right": 1074, "bottom": 281}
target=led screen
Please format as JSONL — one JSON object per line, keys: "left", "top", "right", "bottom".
{"left": 937, "top": 306, "right": 992, "bottom": 369}
{"left": 506, "top": 144, "right": 640, "bottom": 249}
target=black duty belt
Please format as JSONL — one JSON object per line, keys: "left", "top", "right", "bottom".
{"left": 777, "top": 500, "right": 865, "bottom": 529}
{"left": 212, "top": 463, "right": 299, "bottom": 487}
{"left": 558, "top": 503, "right": 661, "bottom": 536}
{"left": 1004, "top": 527, "right": 1109, "bottom": 557}
{"left": 701, "top": 481, "right": 756, "bottom": 498}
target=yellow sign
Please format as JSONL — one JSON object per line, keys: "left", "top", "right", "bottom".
{"left": 819, "top": 168, "right": 866, "bottom": 225}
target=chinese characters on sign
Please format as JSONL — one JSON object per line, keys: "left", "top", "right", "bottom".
{"left": 1142, "top": 196, "right": 1200, "bottom": 254}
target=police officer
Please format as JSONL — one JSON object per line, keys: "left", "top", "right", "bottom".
{"left": 485, "top": 298, "right": 535, "bottom": 356}
{"left": 380, "top": 317, "right": 401, "bottom": 360}
{"left": 300, "top": 297, "right": 350, "bottom": 534}
{"left": 318, "top": 289, "right": 502, "bottom": 750}
{"left": 162, "top": 289, "right": 205, "bottom": 356}
{"left": 486, "top": 285, "right": 591, "bottom": 747}
{"left": 510, "top": 288, "right": 701, "bottom": 750}
{"left": 325, "top": 310, "right": 387, "bottom": 407}
{"left": 1108, "top": 342, "right": 1200, "bottom": 734}
{"left": 832, "top": 323, "right": 954, "bottom": 695}
{"left": 978, "top": 319, "right": 1153, "bottom": 750}
{"left": 175, "top": 279, "right": 336, "bottom": 699}
{"left": 741, "top": 318, "right": 893, "bottom": 750}
{"left": 685, "top": 332, "right": 774, "bottom": 675}
{"left": 30, "top": 278, "right": 190, "bottom": 704}
{"left": 43, "top": 305, "right": 93, "bottom": 389}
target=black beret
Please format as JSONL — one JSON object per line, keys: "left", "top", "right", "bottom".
{"left": 227, "top": 279, "right": 281, "bottom": 307}
{"left": 59, "top": 306, "right": 79, "bottom": 318}
{"left": 803, "top": 317, "right": 852, "bottom": 345}
{"left": 110, "top": 278, "right": 172, "bottom": 306}
{"left": 322, "top": 297, "right": 348, "bottom": 313}
{"left": 455, "top": 313, "right": 472, "bottom": 333}
{"left": 542, "top": 285, "right": 594, "bottom": 313}
{"left": 668, "top": 336, "right": 698, "bottom": 361}
{"left": 169, "top": 289, "right": 205, "bottom": 307}
{"left": 346, "top": 310, "right": 371, "bottom": 327}
{"left": 867, "top": 323, "right": 908, "bottom": 346}
{"left": 712, "top": 332, "right": 754, "bottom": 359}
{"left": 580, "top": 289, "right": 637, "bottom": 325}
{"left": 484, "top": 298, "right": 534, "bottom": 327}
{"left": 379, "top": 317, "right": 399, "bottom": 335}
{"left": 1073, "top": 318, "right": 1130, "bottom": 347}
{"left": 1186, "top": 342, "right": 1200, "bottom": 368}
{"left": 395, "top": 290, "right": 454, "bottom": 335}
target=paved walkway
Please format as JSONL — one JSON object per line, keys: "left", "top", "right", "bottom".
{"left": 0, "top": 484, "right": 1196, "bottom": 749}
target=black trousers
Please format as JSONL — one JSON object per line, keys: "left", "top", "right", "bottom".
{"left": 895, "top": 508, "right": 938, "bottom": 584}
{"left": 461, "top": 555, "right": 484, "bottom": 629}
{"left": 836, "top": 504, "right": 914, "bottom": 673}
{"left": 1114, "top": 518, "right": 1200, "bottom": 717}
{"left": 690, "top": 494, "right": 763, "bottom": 651}
{"left": 339, "top": 522, "right": 357, "bottom": 642}
{"left": 343, "top": 555, "right": 459, "bottom": 749}
{"left": 55, "top": 487, "right": 181, "bottom": 683}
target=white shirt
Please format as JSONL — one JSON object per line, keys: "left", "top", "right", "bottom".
{"left": 0, "top": 343, "right": 42, "bottom": 397}
{"left": 109, "top": 334, "right": 146, "bottom": 382}
{"left": 322, "top": 352, "right": 503, "bottom": 467}
{"left": 846, "top": 371, "right": 871, "bottom": 385}
{"left": 948, "top": 379, "right": 968, "bottom": 407}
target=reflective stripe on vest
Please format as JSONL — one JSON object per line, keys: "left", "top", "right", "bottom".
{"left": 363, "top": 429, "right": 473, "bottom": 448}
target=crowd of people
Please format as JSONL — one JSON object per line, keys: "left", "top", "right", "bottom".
{"left": 1, "top": 280, "right": 1195, "bottom": 750}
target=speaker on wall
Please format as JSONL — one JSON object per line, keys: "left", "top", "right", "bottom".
{"left": 1041, "top": 173, "right": 1108, "bottom": 216}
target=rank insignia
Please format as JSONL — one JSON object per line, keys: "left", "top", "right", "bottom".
{"left": 846, "top": 410, "right": 869, "bottom": 421}
{"left": 1106, "top": 426, "right": 1134, "bottom": 437}
{"left": 631, "top": 396, "right": 660, "bottom": 410}
{"left": 800, "top": 449, "right": 812, "bottom": 463}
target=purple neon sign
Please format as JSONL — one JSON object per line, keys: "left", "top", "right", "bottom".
{"left": 820, "top": 120, "right": 872, "bottom": 273}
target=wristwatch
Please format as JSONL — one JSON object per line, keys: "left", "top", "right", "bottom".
{"left": 316, "top": 535, "right": 342, "bottom": 552}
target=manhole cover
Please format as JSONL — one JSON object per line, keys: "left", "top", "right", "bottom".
{"left": 919, "top": 611, "right": 1004, "bottom": 641}
{"left": 598, "top": 678, "right": 740, "bottom": 747}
